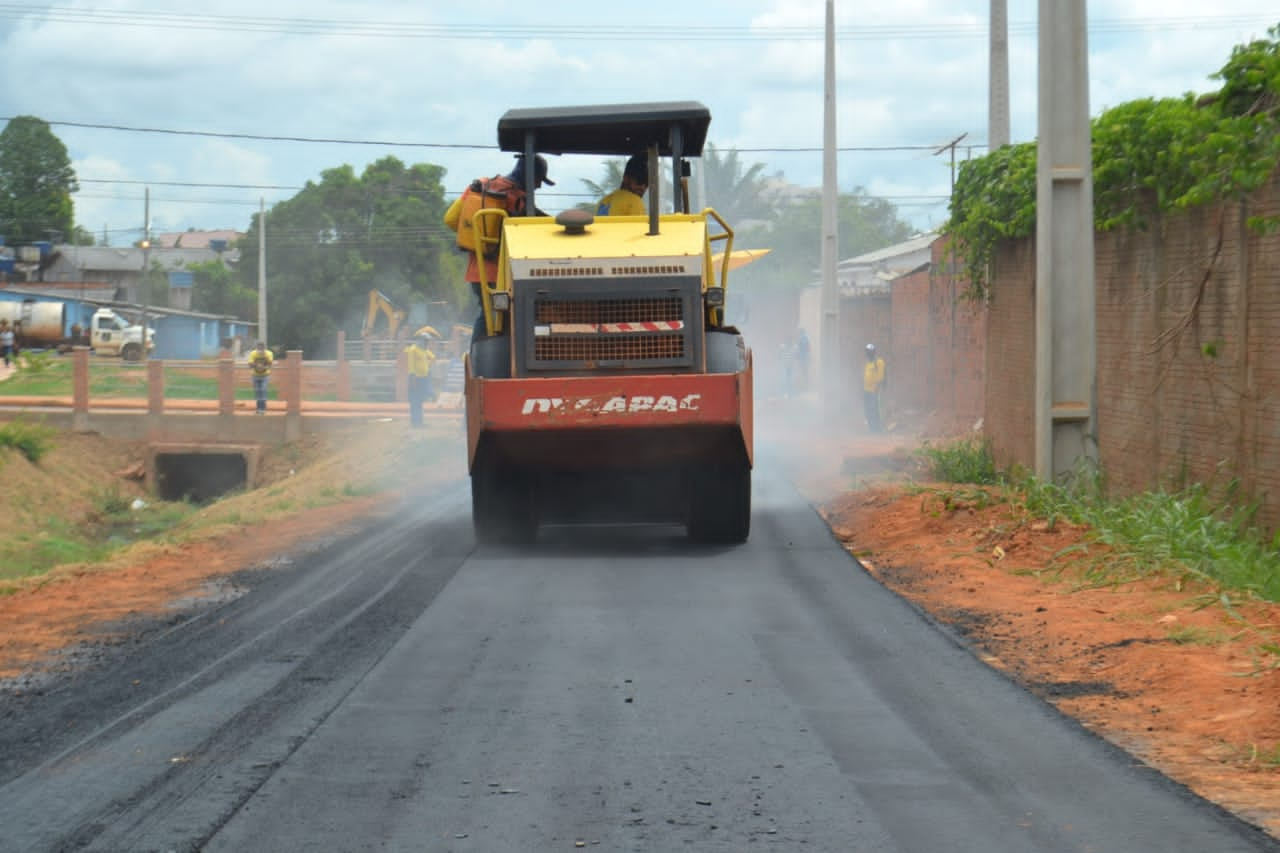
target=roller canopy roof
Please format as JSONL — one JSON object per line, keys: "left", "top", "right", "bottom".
{"left": 497, "top": 101, "right": 711, "bottom": 157}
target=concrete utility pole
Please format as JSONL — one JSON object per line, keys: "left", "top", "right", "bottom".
{"left": 989, "top": 0, "right": 1010, "bottom": 149}
{"left": 140, "top": 187, "right": 150, "bottom": 359}
{"left": 257, "top": 197, "right": 268, "bottom": 345}
{"left": 820, "top": 0, "right": 840, "bottom": 411}
{"left": 1035, "top": 0, "right": 1097, "bottom": 480}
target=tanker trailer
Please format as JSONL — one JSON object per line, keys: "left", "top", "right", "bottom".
{"left": 0, "top": 300, "right": 75, "bottom": 349}
{"left": 0, "top": 300, "right": 152, "bottom": 359}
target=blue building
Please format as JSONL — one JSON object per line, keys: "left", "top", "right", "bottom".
{"left": 139, "top": 305, "right": 257, "bottom": 360}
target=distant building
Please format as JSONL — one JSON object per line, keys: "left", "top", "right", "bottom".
{"left": 830, "top": 232, "right": 938, "bottom": 295}
{"left": 793, "top": 232, "right": 942, "bottom": 409}
{"left": 133, "top": 304, "right": 257, "bottom": 360}
{"left": 152, "top": 229, "right": 241, "bottom": 251}
{"left": 0, "top": 234, "right": 252, "bottom": 359}
{"left": 40, "top": 243, "right": 240, "bottom": 307}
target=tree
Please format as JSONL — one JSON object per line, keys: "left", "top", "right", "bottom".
{"left": 581, "top": 146, "right": 784, "bottom": 221}
{"left": 0, "top": 116, "right": 79, "bottom": 245}
{"left": 189, "top": 259, "right": 255, "bottom": 319}
{"left": 733, "top": 189, "right": 918, "bottom": 294}
{"left": 579, "top": 159, "right": 627, "bottom": 210}
{"left": 698, "top": 143, "right": 782, "bottom": 225}
{"left": 235, "top": 156, "right": 461, "bottom": 355}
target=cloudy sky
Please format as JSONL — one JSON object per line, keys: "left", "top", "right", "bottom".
{"left": 0, "top": 1, "right": 1274, "bottom": 245}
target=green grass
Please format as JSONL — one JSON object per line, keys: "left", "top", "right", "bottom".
{"left": 914, "top": 437, "right": 1280, "bottom": 603}
{"left": 0, "top": 490, "right": 203, "bottom": 590}
{"left": 0, "top": 356, "right": 286, "bottom": 401}
{"left": 1240, "top": 743, "right": 1280, "bottom": 767}
{"left": 1166, "top": 625, "right": 1233, "bottom": 646}
{"left": 915, "top": 436, "right": 1000, "bottom": 484}
{"left": 0, "top": 520, "right": 111, "bottom": 586}
{"left": 1015, "top": 474, "right": 1280, "bottom": 601}
{"left": 0, "top": 420, "right": 56, "bottom": 462}
{"left": 0, "top": 357, "right": 73, "bottom": 396}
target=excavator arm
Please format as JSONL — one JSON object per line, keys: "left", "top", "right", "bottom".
{"left": 362, "top": 289, "right": 407, "bottom": 339}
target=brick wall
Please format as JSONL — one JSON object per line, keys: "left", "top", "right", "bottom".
{"left": 890, "top": 240, "right": 987, "bottom": 433}
{"left": 983, "top": 240, "right": 1037, "bottom": 473}
{"left": 982, "top": 172, "right": 1280, "bottom": 533}
{"left": 838, "top": 291, "right": 890, "bottom": 421}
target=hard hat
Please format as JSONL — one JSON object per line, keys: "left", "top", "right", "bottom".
{"left": 866, "top": 343, "right": 876, "bottom": 351}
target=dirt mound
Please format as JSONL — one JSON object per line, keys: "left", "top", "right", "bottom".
{"left": 0, "top": 432, "right": 149, "bottom": 526}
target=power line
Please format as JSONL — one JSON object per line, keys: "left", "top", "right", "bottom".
{"left": 5, "top": 116, "right": 983, "bottom": 155}
{"left": 81, "top": 178, "right": 305, "bottom": 191}
{"left": 8, "top": 118, "right": 491, "bottom": 150}
{"left": 0, "top": 5, "right": 1271, "bottom": 41}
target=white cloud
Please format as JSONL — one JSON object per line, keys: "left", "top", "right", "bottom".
{"left": 2, "top": 0, "right": 1274, "bottom": 240}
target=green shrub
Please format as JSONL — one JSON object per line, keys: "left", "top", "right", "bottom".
{"left": 1009, "top": 470, "right": 1280, "bottom": 602}
{"left": 15, "top": 350, "right": 57, "bottom": 374}
{"left": 915, "top": 437, "right": 999, "bottom": 485}
{"left": 0, "top": 420, "right": 55, "bottom": 463}
{"left": 93, "top": 485, "right": 133, "bottom": 518}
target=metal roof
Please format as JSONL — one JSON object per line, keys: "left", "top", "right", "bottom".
{"left": 55, "top": 246, "right": 140, "bottom": 272}
{"left": 497, "top": 101, "right": 711, "bottom": 157}
{"left": 153, "top": 229, "right": 241, "bottom": 249}
{"left": 837, "top": 232, "right": 938, "bottom": 269}
{"left": 50, "top": 245, "right": 238, "bottom": 273}
{"left": 1, "top": 282, "right": 118, "bottom": 301}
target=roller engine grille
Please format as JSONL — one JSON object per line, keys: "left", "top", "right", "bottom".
{"left": 534, "top": 297, "right": 683, "bottom": 325}
{"left": 536, "top": 333, "right": 684, "bottom": 362}
{"left": 531, "top": 295, "right": 687, "bottom": 365}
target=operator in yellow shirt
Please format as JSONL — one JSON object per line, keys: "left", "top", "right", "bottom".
{"left": 862, "top": 343, "right": 887, "bottom": 433}
{"left": 247, "top": 341, "right": 274, "bottom": 415}
{"left": 595, "top": 154, "right": 648, "bottom": 217}
{"left": 405, "top": 333, "right": 437, "bottom": 427}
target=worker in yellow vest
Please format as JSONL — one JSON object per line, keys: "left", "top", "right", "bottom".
{"left": 405, "top": 333, "right": 437, "bottom": 427}
{"left": 247, "top": 341, "right": 274, "bottom": 415}
{"left": 863, "top": 343, "right": 887, "bottom": 433}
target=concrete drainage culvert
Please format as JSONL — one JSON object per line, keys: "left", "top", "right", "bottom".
{"left": 148, "top": 443, "right": 262, "bottom": 503}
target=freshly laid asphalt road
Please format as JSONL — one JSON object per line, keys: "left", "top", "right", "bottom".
{"left": 0, "top": 461, "right": 1276, "bottom": 852}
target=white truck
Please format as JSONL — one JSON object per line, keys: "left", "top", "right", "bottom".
{"left": 0, "top": 300, "right": 156, "bottom": 361}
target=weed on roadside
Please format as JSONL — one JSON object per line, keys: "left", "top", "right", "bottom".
{"left": 0, "top": 420, "right": 55, "bottom": 463}
{"left": 915, "top": 437, "right": 1000, "bottom": 484}
{"left": 1166, "top": 625, "right": 1233, "bottom": 646}
{"left": 915, "top": 438, "right": 1280, "bottom": 605}
{"left": 14, "top": 350, "right": 58, "bottom": 375}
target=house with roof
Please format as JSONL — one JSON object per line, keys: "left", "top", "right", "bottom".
{"left": 153, "top": 229, "right": 241, "bottom": 251}
{"left": 790, "top": 232, "right": 940, "bottom": 408}
{"left": 38, "top": 246, "right": 141, "bottom": 301}
{"left": 832, "top": 231, "right": 937, "bottom": 294}
{"left": 1, "top": 236, "right": 253, "bottom": 358}
{"left": 39, "top": 242, "right": 240, "bottom": 309}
